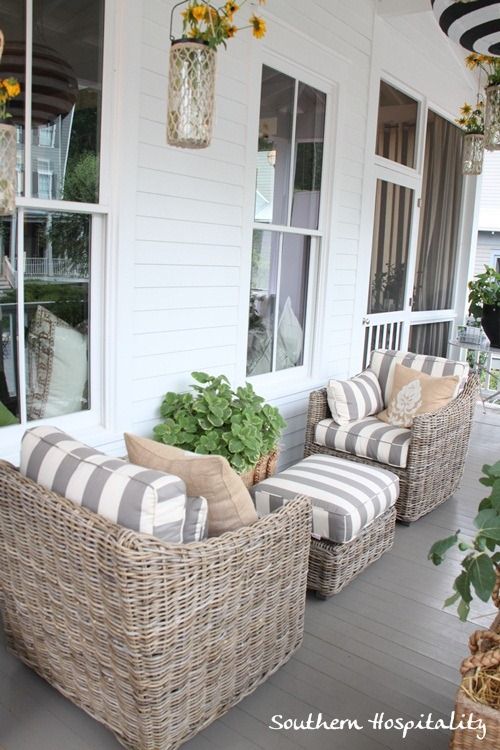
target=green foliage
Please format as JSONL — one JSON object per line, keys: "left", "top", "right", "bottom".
{"left": 153, "top": 371, "right": 286, "bottom": 473}
{"left": 468, "top": 266, "right": 500, "bottom": 319}
{"left": 428, "top": 461, "right": 500, "bottom": 621}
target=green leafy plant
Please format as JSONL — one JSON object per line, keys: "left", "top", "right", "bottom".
{"left": 455, "top": 100, "right": 484, "bottom": 134}
{"left": 428, "top": 461, "right": 500, "bottom": 621}
{"left": 153, "top": 371, "right": 286, "bottom": 472}
{"left": 468, "top": 266, "right": 500, "bottom": 319}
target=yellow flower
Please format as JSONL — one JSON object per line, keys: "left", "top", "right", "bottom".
{"left": 460, "top": 103, "right": 472, "bottom": 116}
{"left": 226, "top": 25, "right": 238, "bottom": 37}
{"left": 250, "top": 14, "right": 266, "bottom": 38}
{"left": 465, "top": 52, "right": 480, "bottom": 70}
{"left": 225, "top": 1, "right": 239, "bottom": 17}
{"left": 0, "top": 91, "right": 7, "bottom": 104}
{"left": 191, "top": 4, "right": 206, "bottom": 22}
{"left": 3, "top": 78, "right": 20, "bottom": 98}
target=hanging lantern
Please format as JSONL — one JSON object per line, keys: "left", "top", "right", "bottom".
{"left": 484, "top": 84, "right": 500, "bottom": 149}
{"left": 431, "top": 1, "right": 500, "bottom": 56}
{"left": 0, "top": 123, "right": 16, "bottom": 215}
{"left": 167, "top": 39, "right": 216, "bottom": 149}
{"left": 462, "top": 132, "right": 485, "bottom": 172}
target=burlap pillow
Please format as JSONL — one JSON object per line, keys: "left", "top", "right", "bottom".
{"left": 124, "top": 433, "right": 258, "bottom": 536}
{"left": 377, "top": 363, "right": 459, "bottom": 428}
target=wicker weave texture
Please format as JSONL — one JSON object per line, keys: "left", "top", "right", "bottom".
{"left": 304, "top": 374, "right": 479, "bottom": 523}
{"left": 308, "top": 506, "right": 396, "bottom": 598}
{"left": 239, "top": 448, "right": 279, "bottom": 489}
{"left": 0, "top": 461, "right": 311, "bottom": 750}
{"left": 449, "top": 690, "right": 500, "bottom": 749}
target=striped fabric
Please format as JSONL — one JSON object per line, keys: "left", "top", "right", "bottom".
{"left": 327, "top": 368, "right": 383, "bottom": 425}
{"left": 251, "top": 454, "right": 398, "bottom": 544}
{"left": 369, "top": 350, "right": 469, "bottom": 407}
{"left": 432, "top": 0, "right": 500, "bottom": 56}
{"left": 184, "top": 496, "right": 208, "bottom": 542}
{"left": 315, "top": 416, "right": 411, "bottom": 469}
{"left": 20, "top": 426, "right": 207, "bottom": 544}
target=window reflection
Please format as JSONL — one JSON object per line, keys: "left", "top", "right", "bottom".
{"left": 376, "top": 81, "right": 418, "bottom": 168}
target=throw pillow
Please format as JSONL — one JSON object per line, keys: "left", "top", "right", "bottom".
{"left": 327, "top": 368, "right": 384, "bottom": 426}
{"left": 377, "top": 363, "right": 460, "bottom": 428}
{"left": 124, "top": 433, "right": 258, "bottom": 536}
{"left": 20, "top": 425, "right": 202, "bottom": 544}
{"left": 27, "top": 306, "right": 88, "bottom": 420}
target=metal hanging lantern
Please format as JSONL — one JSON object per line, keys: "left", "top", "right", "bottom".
{"left": 166, "top": 1, "right": 216, "bottom": 149}
{"left": 0, "top": 29, "right": 17, "bottom": 216}
{"left": 484, "top": 83, "right": 500, "bottom": 149}
{"left": 462, "top": 132, "right": 485, "bottom": 173}
{"left": 431, "top": 1, "right": 500, "bottom": 56}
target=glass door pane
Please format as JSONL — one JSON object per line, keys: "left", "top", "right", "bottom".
{"left": 376, "top": 81, "right": 418, "bottom": 168}
{"left": 368, "top": 179, "right": 413, "bottom": 314}
{"left": 412, "top": 111, "right": 464, "bottom": 312}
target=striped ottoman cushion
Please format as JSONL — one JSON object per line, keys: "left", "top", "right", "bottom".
{"left": 315, "top": 416, "right": 411, "bottom": 469}
{"left": 21, "top": 426, "right": 208, "bottom": 543}
{"left": 369, "top": 349, "right": 469, "bottom": 406}
{"left": 251, "top": 455, "right": 398, "bottom": 544}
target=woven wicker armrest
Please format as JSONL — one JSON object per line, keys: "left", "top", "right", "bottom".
{"left": 304, "top": 388, "right": 329, "bottom": 449}
{"left": 0, "top": 461, "right": 311, "bottom": 750}
{"left": 407, "top": 373, "right": 480, "bottom": 468}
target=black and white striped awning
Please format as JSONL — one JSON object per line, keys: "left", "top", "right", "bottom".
{"left": 431, "top": 0, "right": 500, "bottom": 56}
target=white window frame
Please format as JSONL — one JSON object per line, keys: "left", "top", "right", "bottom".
{"left": 244, "top": 57, "right": 334, "bottom": 394}
{"left": 38, "top": 124, "right": 56, "bottom": 148}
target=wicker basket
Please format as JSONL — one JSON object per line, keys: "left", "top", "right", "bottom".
{"left": 450, "top": 584, "right": 500, "bottom": 749}
{"left": 239, "top": 448, "right": 279, "bottom": 489}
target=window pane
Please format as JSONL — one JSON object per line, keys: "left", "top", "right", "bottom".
{"left": 24, "top": 211, "right": 90, "bottom": 419}
{"left": 291, "top": 83, "right": 326, "bottom": 230}
{"left": 0, "top": 217, "right": 20, "bottom": 425}
{"left": 255, "top": 66, "right": 295, "bottom": 225}
{"left": 276, "top": 234, "right": 310, "bottom": 371}
{"left": 412, "top": 111, "right": 464, "bottom": 312}
{"left": 368, "top": 180, "right": 413, "bottom": 314}
{"left": 376, "top": 81, "right": 418, "bottom": 168}
{"left": 247, "top": 231, "right": 279, "bottom": 376}
{"left": 247, "top": 230, "right": 310, "bottom": 375}
{"left": 30, "top": 0, "right": 104, "bottom": 202}
{"left": 409, "top": 321, "right": 451, "bottom": 358}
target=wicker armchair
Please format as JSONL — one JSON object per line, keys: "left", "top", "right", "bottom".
{"left": 0, "top": 461, "right": 311, "bottom": 750}
{"left": 304, "top": 373, "right": 480, "bottom": 523}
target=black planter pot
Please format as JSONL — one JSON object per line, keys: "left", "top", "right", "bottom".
{"left": 481, "top": 305, "right": 500, "bottom": 348}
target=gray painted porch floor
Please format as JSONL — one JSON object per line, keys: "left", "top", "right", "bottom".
{"left": 1, "top": 406, "right": 499, "bottom": 750}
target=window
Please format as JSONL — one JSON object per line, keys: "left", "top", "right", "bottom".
{"left": 247, "top": 65, "right": 326, "bottom": 376}
{"left": 0, "top": 0, "right": 105, "bottom": 428}
{"left": 376, "top": 81, "right": 418, "bottom": 168}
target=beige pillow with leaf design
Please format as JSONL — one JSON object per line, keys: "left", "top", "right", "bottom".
{"left": 377, "top": 363, "right": 460, "bottom": 428}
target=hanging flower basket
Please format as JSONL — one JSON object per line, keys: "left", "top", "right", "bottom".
{"left": 167, "top": 39, "right": 216, "bottom": 149}
{"left": 0, "top": 123, "right": 16, "bottom": 215}
{"left": 484, "top": 84, "right": 500, "bottom": 151}
{"left": 462, "top": 132, "right": 484, "bottom": 175}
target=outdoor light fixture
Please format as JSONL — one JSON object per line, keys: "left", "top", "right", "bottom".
{"left": 431, "top": 0, "right": 500, "bottom": 56}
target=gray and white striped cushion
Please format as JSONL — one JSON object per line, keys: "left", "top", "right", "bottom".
{"left": 184, "top": 496, "right": 208, "bottom": 542}
{"left": 20, "top": 426, "right": 207, "bottom": 543}
{"left": 315, "top": 416, "right": 411, "bottom": 469}
{"left": 251, "top": 454, "right": 398, "bottom": 544}
{"left": 369, "top": 350, "right": 469, "bottom": 407}
{"left": 327, "top": 368, "right": 383, "bottom": 425}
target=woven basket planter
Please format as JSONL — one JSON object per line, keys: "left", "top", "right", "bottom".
{"left": 239, "top": 448, "right": 279, "bottom": 489}
{"left": 0, "top": 123, "right": 16, "bottom": 215}
{"left": 462, "top": 133, "right": 484, "bottom": 175}
{"left": 484, "top": 84, "right": 500, "bottom": 151}
{"left": 167, "top": 39, "right": 216, "bottom": 149}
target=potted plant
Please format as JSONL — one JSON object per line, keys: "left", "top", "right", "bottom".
{"left": 167, "top": 1, "right": 267, "bottom": 148}
{"left": 455, "top": 99, "right": 484, "bottom": 175}
{"left": 428, "top": 462, "right": 500, "bottom": 747}
{"left": 468, "top": 266, "right": 500, "bottom": 347}
{"left": 153, "top": 371, "right": 286, "bottom": 485}
{"left": 465, "top": 53, "right": 500, "bottom": 151}
{"left": 0, "top": 31, "right": 21, "bottom": 216}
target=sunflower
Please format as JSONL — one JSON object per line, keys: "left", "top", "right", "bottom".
{"left": 460, "top": 103, "right": 472, "bottom": 116}
{"left": 191, "top": 4, "right": 207, "bottom": 22}
{"left": 226, "top": 25, "right": 238, "bottom": 37}
{"left": 225, "top": 1, "right": 239, "bottom": 18}
{"left": 250, "top": 14, "right": 266, "bottom": 38}
{"left": 465, "top": 52, "right": 480, "bottom": 70}
{"left": 2, "top": 78, "right": 20, "bottom": 98}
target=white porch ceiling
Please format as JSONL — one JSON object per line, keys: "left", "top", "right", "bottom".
{"left": 377, "top": 0, "right": 430, "bottom": 16}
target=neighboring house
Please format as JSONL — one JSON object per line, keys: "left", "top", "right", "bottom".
{"left": 475, "top": 151, "right": 500, "bottom": 276}
{"left": 0, "top": 0, "right": 483, "bottom": 466}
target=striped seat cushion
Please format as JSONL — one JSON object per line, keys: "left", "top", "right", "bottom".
{"left": 251, "top": 454, "right": 398, "bottom": 544}
{"left": 315, "top": 417, "right": 411, "bottom": 469}
{"left": 21, "top": 426, "right": 208, "bottom": 543}
{"left": 327, "top": 368, "right": 383, "bottom": 425}
{"left": 370, "top": 350, "right": 469, "bottom": 407}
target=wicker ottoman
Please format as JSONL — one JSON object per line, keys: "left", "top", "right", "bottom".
{"left": 251, "top": 454, "right": 398, "bottom": 598}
